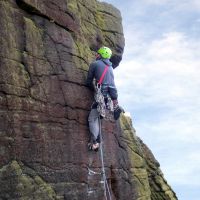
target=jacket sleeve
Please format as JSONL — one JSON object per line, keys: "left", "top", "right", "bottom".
{"left": 108, "top": 86, "right": 118, "bottom": 100}
{"left": 86, "top": 63, "right": 95, "bottom": 90}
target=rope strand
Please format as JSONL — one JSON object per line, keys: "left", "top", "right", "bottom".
{"left": 99, "top": 117, "right": 112, "bottom": 200}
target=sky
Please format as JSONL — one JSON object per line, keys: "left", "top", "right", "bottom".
{"left": 100, "top": 0, "right": 200, "bottom": 200}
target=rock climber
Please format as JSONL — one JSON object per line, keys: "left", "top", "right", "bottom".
{"left": 86, "top": 46, "right": 124, "bottom": 151}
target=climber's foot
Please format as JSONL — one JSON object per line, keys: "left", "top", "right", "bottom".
{"left": 114, "top": 106, "right": 125, "bottom": 120}
{"left": 92, "top": 143, "right": 99, "bottom": 152}
{"left": 88, "top": 143, "right": 93, "bottom": 151}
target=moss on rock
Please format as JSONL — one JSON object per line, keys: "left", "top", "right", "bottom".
{"left": 0, "top": 161, "right": 59, "bottom": 200}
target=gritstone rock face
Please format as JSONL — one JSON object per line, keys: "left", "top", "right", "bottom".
{"left": 0, "top": 0, "right": 177, "bottom": 200}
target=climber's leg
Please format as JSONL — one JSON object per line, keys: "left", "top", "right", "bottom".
{"left": 88, "top": 108, "right": 100, "bottom": 148}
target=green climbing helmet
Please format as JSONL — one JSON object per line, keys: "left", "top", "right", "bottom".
{"left": 97, "top": 46, "right": 112, "bottom": 59}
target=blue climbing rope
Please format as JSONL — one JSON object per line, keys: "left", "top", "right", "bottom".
{"left": 99, "top": 116, "right": 112, "bottom": 200}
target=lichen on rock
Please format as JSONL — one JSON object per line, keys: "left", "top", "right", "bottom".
{"left": 0, "top": 160, "right": 60, "bottom": 200}
{"left": 0, "top": 0, "right": 177, "bottom": 200}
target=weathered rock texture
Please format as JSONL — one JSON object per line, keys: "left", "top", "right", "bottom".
{"left": 0, "top": 0, "right": 177, "bottom": 200}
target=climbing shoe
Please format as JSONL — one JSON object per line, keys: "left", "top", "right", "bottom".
{"left": 88, "top": 143, "right": 93, "bottom": 151}
{"left": 92, "top": 143, "right": 99, "bottom": 152}
{"left": 114, "top": 106, "right": 125, "bottom": 120}
{"left": 88, "top": 143, "right": 99, "bottom": 152}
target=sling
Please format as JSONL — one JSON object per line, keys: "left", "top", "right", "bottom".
{"left": 98, "top": 65, "right": 109, "bottom": 85}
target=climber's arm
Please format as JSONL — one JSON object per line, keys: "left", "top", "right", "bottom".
{"left": 108, "top": 86, "right": 118, "bottom": 100}
{"left": 86, "top": 63, "right": 96, "bottom": 91}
